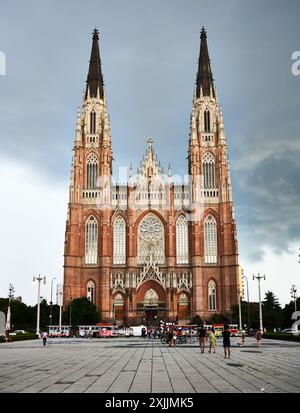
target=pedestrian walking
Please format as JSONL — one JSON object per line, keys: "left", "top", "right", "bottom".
{"left": 168, "top": 328, "right": 173, "bottom": 347}
{"left": 222, "top": 325, "right": 231, "bottom": 359}
{"left": 42, "top": 331, "right": 48, "bottom": 346}
{"left": 255, "top": 330, "right": 262, "bottom": 348}
{"left": 172, "top": 329, "right": 177, "bottom": 347}
{"left": 198, "top": 325, "right": 207, "bottom": 353}
{"left": 208, "top": 327, "right": 217, "bottom": 353}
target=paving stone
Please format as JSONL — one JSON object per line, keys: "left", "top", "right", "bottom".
{"left": 0, "top": 337, "right": 299, "bottom": 393}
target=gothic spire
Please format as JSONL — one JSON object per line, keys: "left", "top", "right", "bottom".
{"left": 85, "top": 28, "right": 104, "bottom": 100}
{"left": 196, "top": 27, "right": 215, "bottom": 98}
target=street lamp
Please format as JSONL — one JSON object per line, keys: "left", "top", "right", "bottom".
{"left": 33, "top": 275, "right": 46, "bottom": 337}
{"left": 57, "top": 284, "right": 63, "bottom": 331}
{"left": 5, "top": 284, "right": 15, "bottom": 331}
{"left": 242, "top": 273, "right": 251, "bottom": 334}
{"left": 253, "top": 274, "right": 266, "bottom": 332}
{"left": 49, "top": 277, "right": 56, "bottom": 327}
{"left": 290, "top": 285, "right": 297, "bottom": 313}
{"left": 63, "top": 285, "right": 72, "bottom": 328}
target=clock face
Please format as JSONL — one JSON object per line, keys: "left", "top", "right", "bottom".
{"left": 139, "top": 214, "right": 163, "bottom": 242}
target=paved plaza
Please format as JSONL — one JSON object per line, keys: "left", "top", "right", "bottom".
{"left": 0, "top": 337, "right": 299, "bottom": 393}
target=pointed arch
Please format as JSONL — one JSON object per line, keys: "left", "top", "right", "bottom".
{"left": 90, "top": 110, "right": 96, "bottom": 134}
{"left": 86, "top": 153, "right": 98, "bottom": 189}
{"left": 208, "top": 279, "right": 217, "bottom": 310}
{"left": 204, "top": 108, "right": 211, "bottom": 133}
{"left": 138, "top": 213, "right": 165, "bottom": 264}
{"left": 87, "top": 280, "right": 95, "bottom": 303}
{"left": 113, "top": 215, "right": 126, "bottom": 264}
{"left": 85, "top": 216, "right": 98, "bottom": 264}
{"left": 176, "top": 215, "right": 189, "bottom": 264}
{"left": 204, "top": 214, "right": 217, "bottom": 264}
{"left": 202, "top": 152, "right": 215, "bottom": 189}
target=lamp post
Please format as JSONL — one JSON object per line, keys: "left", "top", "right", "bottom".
{"left": 253, "top": 274, "right": 266, "bottom": 332}
{"left": 57, "top": 285, "right": 63, "bottom": 331}
{"left": 49, "top": 277, "right": 56, "bottom": 327}
{"left": 242, "top": 274, "right": 251, "bottom": 334}
{"left": 238, "top": 285, "right": 242, "bottom": 332}
{"left": 5, "top": 284, "right": 15, "bottom": 331}
{"left": 33, "top": 275, "right": 46, "bottom": 337}
{"left": 64, "top": 285, "right": 72, "bottom": 328}
{"left": 290, "top": 285, "right": 297, "bottom": 313}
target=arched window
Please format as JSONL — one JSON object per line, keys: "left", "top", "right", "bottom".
{"left": 208, "top": 280, "right": 217, "bottom": 310}
{"left": 90, "top": 111, "right": 96, "bottom": 134}
{"left": 113, "top": 216, "right": 126, "bottom": 264}
{"left": 202, "top": 152, "right": 215, "bottom": 189}
{"left": 204, "top": 108, "right": 210, "bottom": 133}
{"left": 176, "top": 215, "right": 189, "bottom": 264}
{"left": 138, "top": 213, "right": 164, "bottom": 264}
{"left": 204, "top": 215, "right": 217, "bottom": 264}
{"left": 85, "top": 216, "right": 98, "bottom": 264}
{"left": 178, "top": 293, "right": 189, "bottom": 320}
{"left": 87, "top": 280, "right": 95, "bottom": 303}
{"left": 86, "top": 154, "right": 98, "bottom": 189}
{"left": 113, "top": 294, "right": 124, "bottom": 321}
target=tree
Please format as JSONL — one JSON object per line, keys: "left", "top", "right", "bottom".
{"left": 262, "top": 291, "right": 283, "bottom": 331}
{"left": 282, "top": 297, "right": 300, "bottom": 329}
{"left": 263, "top": 291, "right": 281, "bottom": 310}
{"left": 63, "top": 297, "right": 99, "bottom": 328}
{"left": 191, "top": 315, "right": 202, "bottom": 326}
{"left": 208, "top": 313, "right": 229, "bottom": 325}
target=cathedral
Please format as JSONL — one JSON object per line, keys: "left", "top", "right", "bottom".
{"left": 63, "top": 28, "right": 241, "bottom": 325}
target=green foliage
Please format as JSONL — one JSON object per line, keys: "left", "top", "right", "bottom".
{"left": 63, "top": 297, "right": 99, "bottom": 328}
{"left": 10, "top": 333, "right": 38, "bottom": 341}
{"left": 191, "top": 315, "right": 202, "bottom": 326}
{"left": 208, "top": 313, "right": 229, "bottom": 324}
{"left": 262, "top": 332, "right": 300, "bottom": 342}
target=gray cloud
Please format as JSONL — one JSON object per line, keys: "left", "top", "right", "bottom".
{"left": 0, "top": 0, "right": 300, "bottom": 269}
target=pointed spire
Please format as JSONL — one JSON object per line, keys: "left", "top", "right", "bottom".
{"left": 85, "top": 28, "right": 104, "bottom": 100}
{"left": 196, "top": 27, "right": 215, "bottom": 99}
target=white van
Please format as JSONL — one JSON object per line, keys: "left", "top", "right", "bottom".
{"left": 130, "top": 325, "right": 146, "bottom": 337}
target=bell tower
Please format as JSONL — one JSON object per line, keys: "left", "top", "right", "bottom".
{"left": 188, "top": 27, "right": 240, "bottom": 319}
{"left": 64, "top": 29, "right": 113, "bottom": 319}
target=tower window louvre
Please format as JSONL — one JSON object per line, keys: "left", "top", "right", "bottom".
{"left": 87, "top": 280, "right": 95, "bottom": 303}
{"left": 202, "top": 152, "right": 215, "bottom": 189}
{"left": 113, "top": 216, "right": 126, "bottom": 264}
{"left": 204, "top": 109, "right": 210, "bottom": 133}
{"left": 85, "top": 216, "right": 98, "bottom": 264}
{"left": 204, "top": 215, "right": 217, "bottom": 264}
{"left": 176, "top": 215, "right": 189, "bottom": 264}
{"left": 87, "top": 154, "right": 98, "bottom": 189}
{"left": 90, "top": 111, "right": 96, "bottom": 134}
{"left": 208, "top": 280, "right": 217, "bottom": 310}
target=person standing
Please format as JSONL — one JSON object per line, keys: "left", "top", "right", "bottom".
{"left": 168, "top": 328, "right": 173, "bottom": 347}
{"left": 255, "top": 330, "right": 262, "bottom": 348}
{"left": 42, "top": 331, "right": 48, "bottom": 346}
{"left": 208, "top": 327, "right": 217, "bottom": 353}
{"left": 172, "top": 329, "right": 177, "bottom": 347}
{"left": 198, "top": 325, "right": 207, "bottom": 353}
{"left": 222, "top": 325, "right": 231, "bottom": 359}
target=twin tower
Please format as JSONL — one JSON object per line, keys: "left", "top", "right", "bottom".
{"left": 63, "top": 28, "right": 241, "bottom": 325}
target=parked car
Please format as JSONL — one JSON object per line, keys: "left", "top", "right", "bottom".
{"left": 281, "top": 329, "right": 300, "bottom": 335}
{"left": 9, "top": 330, "right": 27, "bottom": 336}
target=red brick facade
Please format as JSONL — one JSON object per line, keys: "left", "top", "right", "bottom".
{"left": 63, "top": 29, "right": 241, "bottom": 325}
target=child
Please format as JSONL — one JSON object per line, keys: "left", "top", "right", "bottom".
{"left": 208, "top": 328, "right": 217, "bottom": 353}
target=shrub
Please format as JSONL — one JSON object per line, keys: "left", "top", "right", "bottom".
{"left": 10, "top": 333, "right": 38, "bottom": 342}
{"left": 191, "top": 315, "right": 203, "bottom": 326}
{"left": 262, "top": 332, "right": 300, "bottom": 342}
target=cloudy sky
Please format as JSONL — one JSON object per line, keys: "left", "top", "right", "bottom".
{"left": 0, "top": 0, "right": 300, "bottom": 307}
